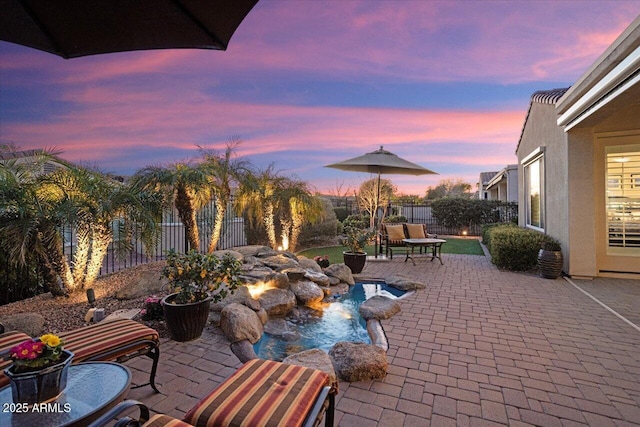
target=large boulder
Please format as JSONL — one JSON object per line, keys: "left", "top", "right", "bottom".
{"left": 210, "top": 286, "right": 260, "bottom": 312}
{"left": 258, "top": 288, "right": 297, "bottom": 317}
{"left": 210, "top": 249, "right": 244, "bottom": 262}
{"left": 260, "top": 255, "right": 300, "bottom": 271}
{"left": 283, "top": 349, "right": 337, "bottom": 384}
{"left": 289, "top": 280, "right": 324, "bottom": 307}
{"left": 231, "top": 245, "right": 278, "bottom": 258}
{"left": 304, "top": 270, "right": 330, "bottom": 287}
{"left": 241, "top": 269, "right": 289, "bottom": 289}
{"left": 115, "top": 268, "right": 167, "bottom": 300}
{"left": 263, "top": 318, "right": 300, "bottom": 341}
{"left": 220, "top": 303, "right": 263, "bottom": 344}
{"left": 0, "top": 313, "right": 46, "bottom": 336}
{"left": 329, "top": 342, "right": 387, "bottom": 382}
{"left": 323, "top": 264, "right": 355, "bottom": 285}
{"left": 230, "top": 340, "right": 258, "bottom": 363}
{"left": 386, "top": 274, "right": 427, "bottom": 291}
{"left": 359, "top": 296, "right": 401, "bottom": 320}
{"left": 297, "top": 256, "right": 323, "bottom": 273}
{"left": 319, "top": 283, "right": 349, "bottom": 297}
{"left": 282, "top": 267, "right": 306, "bottom": 282}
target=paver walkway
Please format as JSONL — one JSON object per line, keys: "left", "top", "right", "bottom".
{"left": 125, "top": 252, "right": 640, "bottom": 426}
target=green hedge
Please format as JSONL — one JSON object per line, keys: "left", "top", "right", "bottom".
{"left": 481, "top": 222, "right": 517, "bottom": 251}
{"left": 487, "top": 225, "right": 544, "bottom": 271}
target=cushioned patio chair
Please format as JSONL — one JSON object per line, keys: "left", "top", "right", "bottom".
{"left": 89, "top": 358, "right": 336, "bottom": 427}
{"left": 0, "top": 318, "right": 160, "bottom": 393}
{"left": 379, "top": 223, "right": 435, "bottom": 258}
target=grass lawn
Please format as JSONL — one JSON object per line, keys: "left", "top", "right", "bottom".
{"left": 297, "top": 237, "right": 484, "bottom": 264}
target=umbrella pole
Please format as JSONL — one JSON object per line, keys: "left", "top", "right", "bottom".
{"left": 375, "top": 171, "right": 381, "bottom": 258}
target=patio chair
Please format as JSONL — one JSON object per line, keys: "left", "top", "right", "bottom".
{"left": 379, "top": 223, "right": 436, "bottom": 258}
{"left": 88, "top": 358, "right": 336, "bottom": 427}
{"left": 0, "top": 318, "right": 160, "bottom": 393}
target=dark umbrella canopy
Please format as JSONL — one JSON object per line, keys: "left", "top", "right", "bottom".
{"left": 0, "top": 0, "right": 258, "bottom": 59}
{"left": 326, "top": 146, "right": 437, "bottom": 176}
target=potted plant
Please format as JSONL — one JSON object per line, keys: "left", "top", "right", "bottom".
{"left": 538, "top": 237, "right": 563, "bottom": 279}
{"left": 313, "top": 255, "right": 330, "bottom": 268}
{"left": 339, "top": 226, "right": 375, "bottom": 274}
{"left": 162, "top": 249, "right": 242, "bottom": 341}
{"left": 4, "top": 334, "right": 73, "bottom": 404}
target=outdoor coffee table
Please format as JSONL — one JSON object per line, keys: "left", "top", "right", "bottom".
{"left": 402, "top": 238, "right": 447, "bottom": 265}
{"left": 0, "top": 361, "right": 131, "bottom": 427}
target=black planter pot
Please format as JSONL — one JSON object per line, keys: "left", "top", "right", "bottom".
{"left": 343, "top": 251, "right": 367, "bottom": 274}
{"left": 538, "top": 249, "right": 563, "bottom": 279}
{"left": 162, "top": 293, "right": 211, "bottom": 342}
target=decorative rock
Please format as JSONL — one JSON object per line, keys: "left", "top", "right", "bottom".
{"left": 258, "top": 288, "right": 297, "bottom": 317}
{"left": 220, "top": 303, "right": 264, "bottom": 344}
{"left": 210, "top": 286, "right": 260, "bottom": 312}
{"left": 297, "top": 256, "right": 323, "bottom": 273}
{"left": 231, "top": 245, "right": 278, "bottom": 258}
{"left": 210, "top": 249, "right": 244, "bottom": 262}
{"left": 304, "top": 270, "right": 330, "bottom": 286}
{"left": 367, "top": 319, "right": 389, "bottom": 351}
{"left": 386, "top": 274, "right": 426, "bottom": 291}
{"left": 359, "top": 296, "right": 401, "bottom": 320}
{"left": 260, "top": 255, "right": 300, "bottom": 271}
{"left": 283, "top": 349, "right": 337, "bottom": 384}
{"left": 241, "top": 269, "right": 289, "bottom": 289}
{"left": 282, "top": 267, "right": 306, "bottom": 282}
{"left": 329, "top": 342, "right": 387, "bottom": 382}
{"left": 324, "top": 264, "right": 355, "bottom": 285}
{"left": 264, "top": 318, "right": 300, "bottom": 341}
{"left": 256, "top": 307, "right": 269, "bottom": 325}
{"left": 319, "top": 283, "right": 350, "bottom": 297}
{"left": 0, "top": 313, "right": 46, "bottom": 336}
{"left": 230, "top": 340, "right": 258, "bottom": 363}
{"left": 328, "top": 276, "right": 341, "bottom": 286}
{"left": 115, "top": 269, "right": 167, "bottom": 300}
{"left": 289, "top": 280, "right": 324, "bottom": 306}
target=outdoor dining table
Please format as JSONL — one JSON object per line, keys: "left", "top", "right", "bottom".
{"left": 402, "top": 238, "right": 447, "bottom": 265}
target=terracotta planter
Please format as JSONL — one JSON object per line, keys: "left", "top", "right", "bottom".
{"left": 4, "top": 350, "right": 74, "bottom": 404}
{"left": 538, "top": 249, "right": 563, "bottom": 279}
{"left": 343, "top": 251, "right": 367, "bottom": 274}
{"left": 162, "top": 293, "right": 211, "bottom": 342}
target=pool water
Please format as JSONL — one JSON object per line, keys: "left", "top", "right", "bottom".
{"left": 253, "top": 282, "right": 406, "bottom": 361}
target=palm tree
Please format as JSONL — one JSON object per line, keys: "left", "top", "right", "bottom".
{"left": 278, "top": 179, "right": 323, "bottom": 252}
{"left": 131, "top": 162, "right": 213, "bottom": 252}
{"left": 0, "top": 152, "right": 73, "bottom": 296}
{"left": 235, "top": 165, "right": 285, "bottom": 249}
{"left": 46, "top": 167, "right": 163, "bottom": 290}
{"left": 199, "top": 137, "right": 253, "bottom": 253}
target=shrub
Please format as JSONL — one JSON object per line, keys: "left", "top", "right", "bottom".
{"left": 432, "top": 198, "right": 518, "bottom": 233}
{"left": 342, "top": 214, "right": 369, "bottom": 230}
{"left": 488, "top": 225, "right": 544, "bottom": 271}
{"left": 333, "top": 207, "right": 349, "bottom": 222}
{"left": 481, "top": 222, "right": 517, "bottom": 250}
{"left": 298, "top": 198, "right": 339, "bottom": 246}
{"left": 382, "top": 215, "right": 407, "bottom": 223}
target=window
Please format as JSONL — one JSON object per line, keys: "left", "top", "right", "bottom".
{"left": 523, "top": 150, "right": 544, "bottom": 230}
{"left": 606, "top": 145, "right": 640, "bottom": 253}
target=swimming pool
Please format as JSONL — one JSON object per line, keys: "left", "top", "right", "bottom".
{"left": 253, "top": 281, "right": 406, "bottom": 361}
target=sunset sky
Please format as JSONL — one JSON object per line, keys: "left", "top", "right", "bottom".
{"left": 1, "top": 1, "right": 639, "bottom": 196}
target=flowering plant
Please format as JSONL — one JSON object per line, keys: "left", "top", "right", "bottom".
{"left": 7, "top": 334, "right": 66, "bottom": 373}
{"left": 141, "top": 296, "right": 164, "bottom": 320}
{"left": 340, "top": 226, "right": 375, "bottom": 254}
{"left": 163, "top": 249, "right": 242, "bottom": 304}
{"left": 313, "top": 255, "right": 330, "bottom": 268}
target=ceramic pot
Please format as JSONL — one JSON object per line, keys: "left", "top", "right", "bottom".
{"left": 162, "top": 293, "right": 212, "bottom": 342}
{"left": 538, "top": 249, "right": 563, "bottom": 279}
{"left": 4, "top": 349, "right": 74, "bottom": 404}
{"left": 343, "top": 251, "right": 367, "bottom": 274}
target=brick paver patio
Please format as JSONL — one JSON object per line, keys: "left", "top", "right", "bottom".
{"left": 125, "top": 251, "right": 640, "bottom": 426}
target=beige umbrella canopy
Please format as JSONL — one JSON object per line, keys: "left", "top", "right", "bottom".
{"left": 326, "top": 145, "right": 437, "bottom": 229}
{"left": 0, "top": 0, "right": 258, "bottom": 59}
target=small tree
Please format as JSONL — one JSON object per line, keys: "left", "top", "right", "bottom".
{"left": 425, "top": 178, "right": 472, "bottom": 200}
{"left": 357, "top": 177, "right": 396, "bottom": 228}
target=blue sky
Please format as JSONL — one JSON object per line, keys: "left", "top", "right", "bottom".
{"left": 1, "top": 1, "right": 639, "bottom": 195}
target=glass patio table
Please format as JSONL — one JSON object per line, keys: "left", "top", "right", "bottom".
{"left": 0, "top": 362, "right": 131, "bottom": 427}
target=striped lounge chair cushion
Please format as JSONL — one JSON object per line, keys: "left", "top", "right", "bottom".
{"left": 58, "top": 318, "right": 159, "bottom": 363}
{"left": 184, "top": 359, "right": 330, "bottom": 427}
{"left": 144, "top": 414, "right": 193, "bottom": 427}
{"left": 0, "top": 331, "right": 33, "bottom": 387}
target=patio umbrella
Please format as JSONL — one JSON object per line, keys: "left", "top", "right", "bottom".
{"left": 326, "top": 146, "right": 437, "bottom": 256}
{"left": 0, "top": 0, "right": 258, "bottom": 59}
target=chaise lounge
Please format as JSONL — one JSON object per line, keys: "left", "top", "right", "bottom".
{"left": 0, "top": 318, "right": 160, "bottom": 393}
{"left": 89, "top": 358, "right": 336, "bottom": 427}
